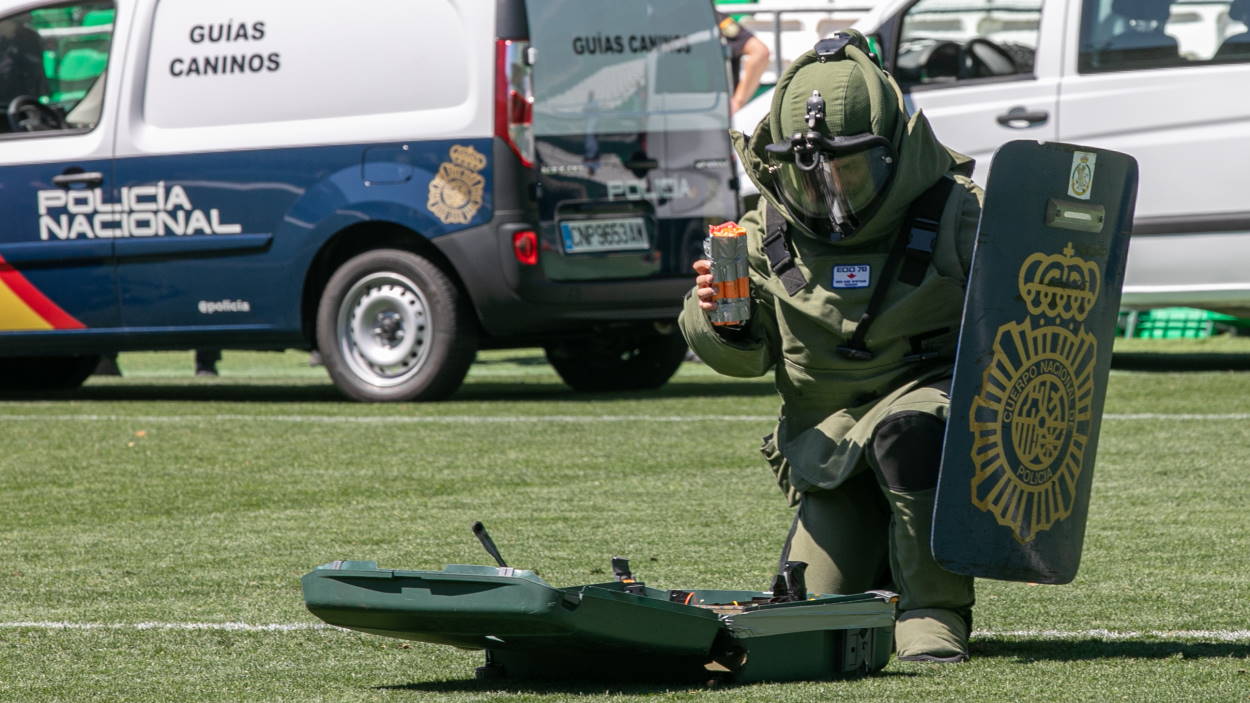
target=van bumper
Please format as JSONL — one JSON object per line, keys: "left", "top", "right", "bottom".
{"left": 433, "top": 214, "right": 688, "bottom": 340}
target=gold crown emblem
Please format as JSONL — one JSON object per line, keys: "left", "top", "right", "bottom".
{"left": 449, "top": 145, "right": 487, "bottom": 172}
{"left": 1017, "top": 243, "right": 1100, "bottom": 322}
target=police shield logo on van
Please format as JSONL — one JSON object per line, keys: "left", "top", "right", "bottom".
{"left": 427, "top": 145, "right": 487, "bottom": 225}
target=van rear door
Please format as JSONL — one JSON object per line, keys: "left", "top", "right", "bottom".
{"left": 525, "top": 0, "right": 737, "bottom": 284}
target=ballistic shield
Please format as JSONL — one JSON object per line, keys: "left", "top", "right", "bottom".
{"left": 933, "top": 140, "right": 1138, "bottom": 584}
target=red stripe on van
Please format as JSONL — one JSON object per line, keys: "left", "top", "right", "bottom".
{"left": 0, "top": 254, "right": 86, "bottom": 329}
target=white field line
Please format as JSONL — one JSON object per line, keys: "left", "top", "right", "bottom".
{"left": 3, "top": 621, "right": 1248, "bottom": 641}
{"left": 0, "top": 413, "right": 770, "bottom": 423}
{"left": 0, "top": 621, "right": 329, "bottom": 631}
{"left": 1104, "top": 413, "right": 1250, "bottom": 420}
{"left": 1, "top": 413, "right": 1249, "bottom": 424}
{"left": 975, "top": 628, "right": 1250, "bottom": 642}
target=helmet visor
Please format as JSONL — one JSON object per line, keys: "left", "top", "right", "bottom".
{"left": 771, "top": 134, "right": 895, "bottom": 236}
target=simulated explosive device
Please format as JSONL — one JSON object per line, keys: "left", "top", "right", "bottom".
{"left": 704, "top": 221, "right": 751, "bottom": 327}
{"left": 301, "top": 523, "right": 898, "bottom": 683}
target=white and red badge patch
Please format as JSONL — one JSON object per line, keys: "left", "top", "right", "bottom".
{"left": 832, "top": 264, "right": 870, "bottom": 289}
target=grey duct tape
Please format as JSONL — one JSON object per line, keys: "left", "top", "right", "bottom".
{"left": 707, "top": 234, "right": 750, "bottom": 326}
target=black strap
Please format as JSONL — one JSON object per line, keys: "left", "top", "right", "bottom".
{"left": 837, "top": 176, "right": 956, "bottom": 361}
{"left": 763, "top": 202, "right": 808, "bottom": 295}
{"left": 903, "top": 327, "right": 952, "bottom": 364}
{"left": 835, "top": 228, "right": 908, "bottom": 360}
{"left": 898, "top": 177, "right": 954, "bottom": 286}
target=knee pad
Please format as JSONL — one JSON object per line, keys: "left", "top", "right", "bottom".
{"left": 871, "top": 412, "right": 945, "bottom": 491}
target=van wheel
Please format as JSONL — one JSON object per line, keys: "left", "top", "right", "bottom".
{"left": 0, "top": 355, "right": 99, "bottom": 391}
{"left": 316, "top": 249, "right": 477, "bottom": 402}
{"left": 544, "top": 332, "right": 687, "bottom": 392}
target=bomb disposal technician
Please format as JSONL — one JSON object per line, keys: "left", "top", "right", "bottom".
{"left": 680, "top": 33, "right": 982, "bottom": 662}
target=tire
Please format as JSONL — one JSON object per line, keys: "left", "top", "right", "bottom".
{"left": 544, "top": 331, "right": 688, "bottom": 392}
{"left": 316, "top": 249, "right": 477, "bottom": 402}
{"left": 0, "top": 355, "right": 99, "bottom": 391}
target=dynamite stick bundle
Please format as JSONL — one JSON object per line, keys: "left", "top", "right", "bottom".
{"left": 705, "top": 222, "right": 750, "bottom": 326}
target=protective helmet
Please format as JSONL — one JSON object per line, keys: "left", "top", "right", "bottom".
{"left": 767, "top": 33, "right": 902, "bottom": 240}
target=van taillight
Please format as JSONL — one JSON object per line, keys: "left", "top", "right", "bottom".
{"left": 512, "top": 230, "right": 539, "bottom": 265}
{"left": 496, "top": 39, "right": 535, "bottom": 168}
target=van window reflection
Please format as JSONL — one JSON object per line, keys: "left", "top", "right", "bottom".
{"left": 0, "top": 2, "right": 114, "bottom": 135}
{"left": 0, "top": 17, "right": 50, "bottom": 113}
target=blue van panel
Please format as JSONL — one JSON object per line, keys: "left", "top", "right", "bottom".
{"left": 0, "top": 138, "right": 492, "bottom": 347}
{"left": 107, "top": 138, "right": 493, "bottom": 334}
{"left": 0, "top": 158, "right": 119, "bottom": 331}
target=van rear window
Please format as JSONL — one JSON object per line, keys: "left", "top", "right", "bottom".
{"left": 144, "top": 0, "right": 471, "bottom": 129}
{"left": 526, "top": 0, "right": 729, "bottom": 136}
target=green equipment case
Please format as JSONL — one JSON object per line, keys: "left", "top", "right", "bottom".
{"left": 301, "top": 560, "right": 897, "bottom": 683}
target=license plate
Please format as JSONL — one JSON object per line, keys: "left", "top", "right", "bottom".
{"left": 559, "top": 217, "right": 649, "bottom": 254}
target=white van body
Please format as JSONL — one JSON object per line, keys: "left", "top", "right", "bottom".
{"left": 0, "top": 0, "right": 738, "bottom": 398}
{"left": 734, "top": 0, "right": 1250, "bottom": 316}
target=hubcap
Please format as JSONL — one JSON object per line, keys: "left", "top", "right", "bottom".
{"left": 337, "top": 272, "right": 432, "bottom": 387}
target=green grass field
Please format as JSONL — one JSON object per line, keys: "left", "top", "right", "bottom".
{"left": 2, "top": 340, "right": 1248, "bottom": 702}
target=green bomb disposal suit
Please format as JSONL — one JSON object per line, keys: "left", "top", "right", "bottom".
{"left": 679, "top": 39, "right": 982, "bottom": 661}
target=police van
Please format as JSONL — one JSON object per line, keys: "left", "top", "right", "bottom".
{"left": 0, "top": 0, "right": 738, "bottom": 400}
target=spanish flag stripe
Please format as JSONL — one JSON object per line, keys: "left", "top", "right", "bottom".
{"left": 0, "top": 254, "right": 86, "bottom": 330}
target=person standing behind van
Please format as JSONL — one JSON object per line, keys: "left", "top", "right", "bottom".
{"left": 717, "top": 12, "right": 770, "bottom": 115}
{"left": 195, "top": 349, "right": 221, "bottom": 377}
{"left": 0, "top": 17, "right": 48, "bottom": 113}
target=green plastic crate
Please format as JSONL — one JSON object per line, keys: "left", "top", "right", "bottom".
{"left": 302, "top": 561, "right": 897, "bottom": 683}
{"left": 1118, "top": 307, "right": 1249, "bottom": 339}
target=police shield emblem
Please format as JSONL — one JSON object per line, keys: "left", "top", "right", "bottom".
{"left": 933, "top": 141, "right": 1138, "bottom": 584}
{"left": 428, "top": 145, "right": 487, "bottom": 225}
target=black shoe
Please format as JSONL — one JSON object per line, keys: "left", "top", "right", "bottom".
{"left": 94, "top": 356, "right": 122, "bottom": 376}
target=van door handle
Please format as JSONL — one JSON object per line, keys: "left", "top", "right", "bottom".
{"left": 996, "top": 106, "right": 1049, "bottom": 128}
{"left": 52, "top": 170, "right": 104, "bottom": 188}
{"left": 625, "top": 157, "right": 659, "bottom": 171}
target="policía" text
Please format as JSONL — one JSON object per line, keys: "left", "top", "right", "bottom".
{"left": 36, "top": 182, "right": 243, "bottom": 241}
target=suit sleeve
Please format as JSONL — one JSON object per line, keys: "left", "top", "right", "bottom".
{"left": 677, "top": 208, "right": 778, "bottom": 378}
{"left": 953, "top": 176, "right": 983, "bottom": 280}
{"left": 931, "top": 174, "right": 983, "bottom": 283}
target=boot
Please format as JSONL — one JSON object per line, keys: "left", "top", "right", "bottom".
{"left": 895, "top": 607, "right": 971, "bottom": 662}
{"left": 886, "top": 487, "right": 975, "bottom": 662}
